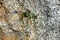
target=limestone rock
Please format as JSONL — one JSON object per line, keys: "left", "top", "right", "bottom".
{"left": 0, "top": 0, "right": 60, "bottom": 40}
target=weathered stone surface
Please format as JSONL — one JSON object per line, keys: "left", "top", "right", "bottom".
{"left": 0, "top": 0, "right": 60, "bottom": 40}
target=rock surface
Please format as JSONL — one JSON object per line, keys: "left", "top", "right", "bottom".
{"left": 0, "top": 0, "right": 60, "bottom": 40}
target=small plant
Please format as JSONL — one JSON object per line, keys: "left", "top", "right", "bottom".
{"left": 22, "top": 9, "right": 37, "bottom": 21}
{"left": 22, "top": 9, "right": 30, "bottom": 17}
{"left": 29, "top": 12, "right": 37, "bottom": 21}
{"left": 22, "top": 9, "right": 37, "bottom": 31}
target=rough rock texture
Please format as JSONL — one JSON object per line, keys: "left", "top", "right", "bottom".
{"left": 0, "top": 0, "right": 60, "bottom": 40}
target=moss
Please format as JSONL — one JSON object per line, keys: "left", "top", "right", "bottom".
{"left": 22, "top": 9, "right": 30, "bottom": 17}
{"left": 22, "top": 9, "right": 37, "bottom": 20}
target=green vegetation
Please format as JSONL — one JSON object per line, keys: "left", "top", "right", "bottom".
{"left": 22, "top": 9, "right": 37, "bottom": 21}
